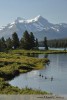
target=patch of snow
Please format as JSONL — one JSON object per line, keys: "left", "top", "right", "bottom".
{"left": 0, "top": 28, "right": 2, "bottom": 31}
{"left": 19, "top": 20, "right": 26, "bottom": 23}
{"left": 27, "top": 19, "right": 36, "bottom": 23}
{"left": 51, "top": 27, "right": 56, "bottom": 30}
{"left": 33, "top": 15, "right": 41, "bottom": 21}
{"left": 8, "top": 25, "right": 13, "bottom": 29}
{"left": 10, "top": 22, "right": 15, "bottom": 25}
{"left": 56, "top": 29, "right": 59, "bottom": 32}
{"left": 51, "top": 27, "right": 59, "bottom": 32}
{"left": 33, "top": 23, "right": 44, "bottom": 31}
{"left": 27, "top": 15, "right": 42, "bottom": 23}
{"left": 38, "top": 22, "right": 44, "bottom": 27}
{"left": 0, "top": 26, "right": 5, "bottom": 30}
{"left": 45, "top": 27, "right": 50, "bottom": 30}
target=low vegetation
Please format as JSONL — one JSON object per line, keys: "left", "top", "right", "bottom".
{"left": 0, "top": 50, "right": 49, "bottom": 94}
{"left": 0, "top": 78, "right": 48, "bottom": 94}
{"left": 0, "top": 29, "right": 67, "bottom": 94}
{"left": 9, "top": 49, "right": 67, "bottom": 55}
{"left": 0, "top": 48, "right": 67, "bottom": 94}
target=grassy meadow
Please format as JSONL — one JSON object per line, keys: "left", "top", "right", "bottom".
{"left": 0, "top": 49, "right": 67, "bottom": 94}
{"left": 0, "top": 49, "right": 49, "bottom": 94}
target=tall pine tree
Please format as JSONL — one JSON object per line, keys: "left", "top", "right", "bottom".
{"left": 20, "top": 30, "right": 31, "bottom": 50}
{"left": 12, "top": 32, "right": 19, "bottom": 49}
{"left": 6, "top": 37, "right": 12, "bottom": 49}
{"left": 30, "top": 32, "right": 35, "bottom": 49}
{"left": 35, "top": 38, "right": 39, "bottom": 49}
{"left": 44, "top": 37, "right": 48, "bottom": 50}
{"left": 0, "top": 37, "right": 6, "bottom": 51}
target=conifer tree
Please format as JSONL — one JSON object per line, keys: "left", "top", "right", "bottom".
{"left": 0, "top": 37, "right": 6, "bottom": 51}
{"left": 12, "top": 32, "right": 19, "bottom": 49}
{"left": 0, "top": 39, "right": 2, "bottom": 51}
{"left": 6, "top": 37, "right": 12, "bottom": 49}
{"left": 30, "top": 32, "right": 35, "bottom": 49}
{"left": 21, "top": 30, "right": 31, "bottom": 49}
{"left": 44, "top": 37, "right": 48, "bottom": 50}
{"left": 35, "top": 38, "right": 39, "bottom": 49}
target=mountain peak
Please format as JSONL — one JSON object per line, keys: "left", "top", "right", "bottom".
{"left": 35, "top": 15, "right": 43, "bottom": 19}
{"left": 0, "top": 15, "right": 67, "bottom": 41}
{"left": 27, "top": 15, "right": 46, "bottom": 23}
{"left": 34, "top": 15, "right": 48, "bottom": 23}
{"left": 33, "top": 15, "right": 42, "bottom": 21}
{"left": 15, "top": 17, "right": 25, "bottom": 23}
{"left": 13, "top": 15, "right": 48, "bottom": 24}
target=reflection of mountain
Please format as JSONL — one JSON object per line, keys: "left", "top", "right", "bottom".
{"left": 0, "top": 15, "right": 67, "bottom": 40}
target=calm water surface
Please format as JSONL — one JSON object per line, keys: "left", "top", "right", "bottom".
{"left": 9, "top": 54, "right": 67, "bottom": 95}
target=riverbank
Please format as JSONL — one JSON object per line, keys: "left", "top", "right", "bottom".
{"left": 0, "top": 50, "right": 49, "bottom": 94}
{"left": 0, "top": 78, "right": 48, "bottom": 94}
{"left": 0, "top": 49, "right": 67, "bottom": 94}
{"left": 9, "top": 49, "right": 67, "bottom": 55}
{"left": 0, "top": 52, "right": 49, "bottom": 80}
{"left": 0, "top": 95, "right": 65, "bottom": 100}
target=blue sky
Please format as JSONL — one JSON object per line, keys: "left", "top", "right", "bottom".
{"left": 0, "top": 0, "right": 67, "bottom": 27}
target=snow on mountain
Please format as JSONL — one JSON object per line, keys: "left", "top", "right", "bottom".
{"left": 0, "top": 15, "right": 67, "bottom": 40}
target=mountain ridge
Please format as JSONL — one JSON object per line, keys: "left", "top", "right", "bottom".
{"left": 0, "top": 15, "right": 67, "bottom": 41}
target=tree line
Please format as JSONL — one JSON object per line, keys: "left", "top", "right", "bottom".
{"left": 47, "top": 38, "right": 67, "bottom": 48}
{"left": 0, "top": 30, "right": 39, "bottom": 51}
{"left": 0, "top": 30, "right": 49, "bottom": 52}
{"left": 39, "top": 38, "right": 67, "bottom": 49}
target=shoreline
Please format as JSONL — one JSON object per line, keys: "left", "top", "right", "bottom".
{"left": 9, "top": 49, "right": 67, "bottom": 55}
{"left": 0, "top": 50, "right": 49, "bottom": 94}
{"left": 0, "top": 49, "right": 67, "bottom": 94}
{"left": 0, "top": 95, "right": 66, "bottom": 100}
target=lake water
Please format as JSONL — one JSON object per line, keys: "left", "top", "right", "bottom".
{"left": 9, "top": 54, "right": 67, "bottom": 95}
{"left": 39, "top": 47, "right": 67, "bottom": 50}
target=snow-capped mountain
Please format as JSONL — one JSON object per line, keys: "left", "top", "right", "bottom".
{"left": 0, "top": 15, "right": 67, "bottom": 41}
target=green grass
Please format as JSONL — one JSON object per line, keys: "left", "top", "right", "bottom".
{"left": 0, "top": 50, "right": 49, "bottom": 94}
{"left": 9, "top": 49, "right": 67, "bottom": 55}
{"left": 0, "top": 78, "right": 48, "bottom": 94}
{"left": 0, "top": 49, "right": 67, "bottom": 94}
{"left": 0, "top": 58, "right": 48, "bottom": 81}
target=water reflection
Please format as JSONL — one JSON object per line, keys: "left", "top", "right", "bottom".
{"left": 9, "top": 54, "right": 67, "bottom": 95}
{"left": 44, "top": 54, "right": 48, "bottom": 59}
